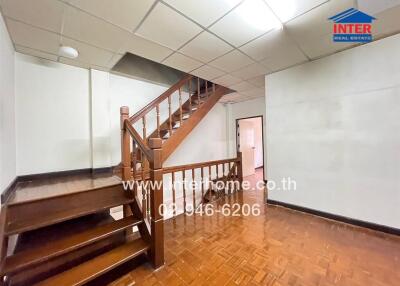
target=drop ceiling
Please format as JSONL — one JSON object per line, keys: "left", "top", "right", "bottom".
{"left": 1, "top": 0, "right": 399, "bottom": 103}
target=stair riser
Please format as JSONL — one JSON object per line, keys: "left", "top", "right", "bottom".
{"left": 8, "top": 234, "right": 125, "bottom": 286}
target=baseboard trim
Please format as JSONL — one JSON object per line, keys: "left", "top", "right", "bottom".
{"left": 267, "top": 199, "right": 400, "bottom": 236}
{"left": 1, "top": 166, "right": 116, "bottom": 204}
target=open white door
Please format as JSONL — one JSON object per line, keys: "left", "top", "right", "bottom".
{"left": 238, "top": 120, "right": 255, "bottom": 177}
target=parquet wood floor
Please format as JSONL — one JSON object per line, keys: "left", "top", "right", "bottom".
{"left": 108, "top": 169, "right": 400, "bottom": 286}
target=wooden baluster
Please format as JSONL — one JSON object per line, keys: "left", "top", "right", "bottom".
{"left": 223, "top": 162, "right": 226, "bottom": 179}
{"left": 132, "top": 141, "right": 137, "bottom": 195}
{"left": 208, "top": 165, "right": 212, "bottom": 201}
{"left": 148, "top": 138, "right": 164, "bottom": 268}
{"left": 192, "top": 168, "right": 195, "bottom": 209}
{"left": 142, "top": 184, "right": 147, "bottom": 220}
{"left": 156, "top": 104, "right": 160, "bottom": 138}
{"left": 237, "top": 152, "right": 243, "bottom": 190}
{"left": 120, "top": 107, "right": 133, "bottom": 222}
{"left": 179, "top": 87, "right": 183, "bottom": 126}
{"left": 197, "top": 78, "right": 201, "bottom": 105}
{"left": 168, "top": 95, "right": 172, "bottom": 137}
{"left": 182, "top": 170, "right": 186, "bottom": 213}
{"left": 189, "top": 80, "right": 192, "bottom": 115}
{"left": 172, "top": 172, "right": 176, "bottom": 217}
{"left": 142, "top": 115, "right": 146, "bottom": 141}
{"left": 201, "top": 167, "right": 204, "bottom": 202}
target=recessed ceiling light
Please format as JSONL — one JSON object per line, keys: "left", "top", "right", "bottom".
{"left": 234, "top": 0, "right": 282, "bottom": 31}
{"left": 58, "top": 46, "right": 79, "bottom": 59}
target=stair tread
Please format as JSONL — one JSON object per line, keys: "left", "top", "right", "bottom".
{"left": 3, "top": 216, "right": 142, "bottom": 275}
{"left": 6, "top": 191, "right": 135, "bottom": 235}
{"left": 34, "top": 238, "right": 149, "bottom": 286}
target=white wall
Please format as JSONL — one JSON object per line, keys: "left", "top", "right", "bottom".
{"left": 227, "top": 97, "right": 266, "bottom": 176}
{"left": 15, "top": 53, "right": 91, "bottom": 175}
{"left": 266, "top": 34, "right": 400, "bottom": 228}
{"left": 0, "top": 14, "right": 16, "bottom": 192}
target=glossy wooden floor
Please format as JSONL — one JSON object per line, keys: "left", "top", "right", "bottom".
{"left": 109, "top": 169, "right": 400, "bottom": 286}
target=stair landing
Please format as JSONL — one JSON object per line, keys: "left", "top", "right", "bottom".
{"left": 8, "top": 172, "right": 121, "bottom": 205}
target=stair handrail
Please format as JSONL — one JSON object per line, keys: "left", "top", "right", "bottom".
{"left": 129, "top": 74, "right": 193, "bottom": 124}
{"left": 120, "top": 106, "right": 164, "bottom": 269}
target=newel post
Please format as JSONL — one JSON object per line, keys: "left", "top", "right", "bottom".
{"left": 237, "top": 151, "right": 243, "bottom": 187}
{"left": 120, "top": 106, "right": 131, "bottom": 181}
{"left": 148, "top": 138, "right": 164, "bottom": 268}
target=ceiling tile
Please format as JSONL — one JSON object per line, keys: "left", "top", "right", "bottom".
{"left": 358, "top": 0, "right": 400, "bottom": 15}
{"left": 15, "top": 45, "right": 58, "bottom": 61}
{"left": 163, "top": 52, "right": 203, "bottom": 72}
{"left": 209, "top": 0, "right": 282, "bottom": 47}
{"left": 106, "top": 53, "right": 124, "bottom": 69}
{"left": 0, "top": 0, "right": 65, "bottom": 33}
{"left": 6, "top": 18, "right": 60, "bottom": 53}
{"left": 229, "top": 81, "right": 255, "bottom": 92}
{"left": 260, "top": 45, "right": 308, "bottom": 72}
{"left": 265, "top": 0, "right": 328, "bottom": 23}
{"left": 219, "top": 92, "right": 246, "bottom": 103}
{"left": 373, "top": 5, "right": 400, "bottom": 38}
{"left": 63, "top": 6, "right": 129, "bottom": 52}
{"left": 297, "top": 33, "right": 356, "bottom": 60}
{"left": 213, "top": 74, "right": 242, "bottom": 86}
{"left": 135, "top": 2, "right": 203, "bottom": 50}
{"left": 119, "top": 34, "right": 173, "bottom": 62}
{"left": 163, "top": 0, "right": 241, "bottom": 27}
{"left": 231, "top": 63, "right": 269, "bottom": 80}
{"left": 247, "top": 76, "right": 265, "bottom": 87}
{"left": 240, "top": 87, "right": 264, "bottom": 97}
{"left": 191, "top": 65, "right": 225, "bottom": 80}
{"left": 66, "top": 0, "right": 155, "bottom": 32}
{"left": 209, "top": 50, "right": 254, "bottom": 72}
{"left": 179, "top": 31, "right": 233, "bottom": 63}
{"left": 285, "top": 0, "right": 356, "bottom": 44}
{"left": 61, "top": 37, "right": 114, "bottom": 67}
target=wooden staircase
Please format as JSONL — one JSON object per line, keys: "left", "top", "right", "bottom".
{"left": 0, "top": 73, "right": 236, "bottom": 285}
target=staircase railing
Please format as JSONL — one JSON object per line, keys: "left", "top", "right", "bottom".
{"left": 162, "top": 152, "right": 243, "bottom": 218}
{"left": 120, "top": 106, "right": 164, "bottom": 268}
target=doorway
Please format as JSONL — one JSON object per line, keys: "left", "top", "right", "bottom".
{"left": 236, "top": 116, "right": 265, "bottom": 181}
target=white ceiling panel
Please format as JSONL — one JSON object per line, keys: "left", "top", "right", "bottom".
{"left": 63, "top": 6, "right": 129, "bottom": 52}
{"left": 373, "top": 5, "right": 400, "bottom": 38}
{"left": 231, "top": 63, "right": 270, "bottom": 80}
{"left": 213, "top": 74, "right": 242, "bottom": 86}
{"left": 240, "top": 87, "right": 264, "bottom": 97}
{"left": 15, "top": 45, "right": 58, "bottom": 61}
{"left": 135, "top": 2, "right": 202, "bottom": 50}
{"left": 265, "top": 0, "right": 328, "bottom": 23}
{"left": 0, "top": 0, "right": 65, "bottom": 33}
{"left": 61, "top": 37, "right": 114, "bottom": 67}
{"left": 179, "top": 31, "right": 233, "bottom": 63}
{"left": 298, "top": 33, "right": 357, "bottom": 59}
{"left": 209, "top": 50, "right": 254, "bottom": 72}
{"left": 66, "top": 0, "right": 155, "bottom": 32}
{"left": 209, "top": 0, "right": 282, "bottom": 47}
{"left": 247, "top": 75, "right": 265, "bottom": 87}
{"left": 219, "top": 92, "right": 248, "bottom": 103}
{"left": 229, "top": 81, "right": 255, "bottom": 92}
{"left": 357, "top": 0, "right": 400, "bottom": 15}
{"left": 240, "top": 29, "right": 303, "bottom": 61}
{"left": 119, "top": 34, "right": 173, "bottom": 62}
{"left": 163, "top": 0, "right": 241, "bottom": 27}
{"left": 285, "top": 0, "right": 356, "bottom": 44}
{"left": 191, "top": 65, "right": 225, "bottom": 80}
{"left": 6, "top": 19, "right": 60, "bottom": 54}
{"left": 163, "top": 52, "right": 203, "bottom": 72}
{"left": 260, "top": 45, "right": 307, "bottom": 72}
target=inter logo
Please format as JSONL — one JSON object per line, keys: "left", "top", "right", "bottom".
{"left": 329, "top": 8, "right": 376, "bottom": 43}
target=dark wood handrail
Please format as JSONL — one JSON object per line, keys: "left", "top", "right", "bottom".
{"left": 124, "top": 119, "right": 153, "bottom": 162}
{"left": 163, "top": 157, "right": 239, "bottom": 173}
{"left": 129, "top": 74, "right": 193, "bottom": 124}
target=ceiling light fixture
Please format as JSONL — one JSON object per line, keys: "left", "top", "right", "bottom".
{"left": 58, "top": 46, "right": 79, "bottom": 59}
{"left": 233, "top": 0, "right": 283, "bottom": 31}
